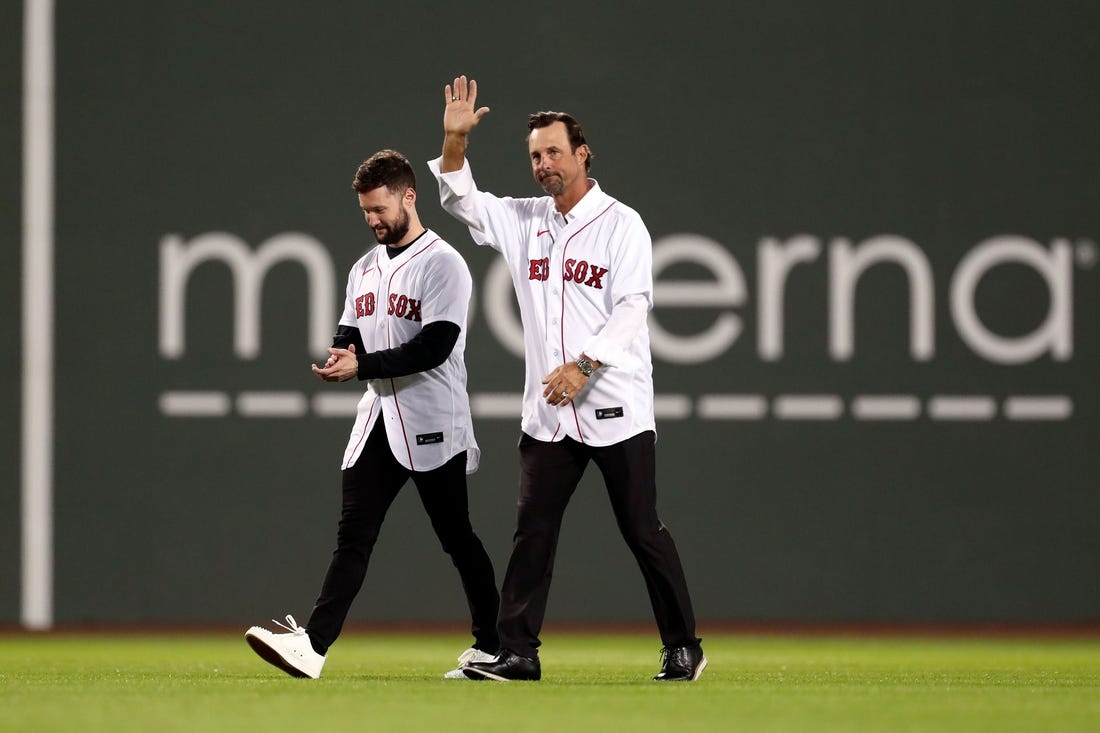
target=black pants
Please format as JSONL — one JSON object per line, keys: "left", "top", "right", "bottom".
{"left": 498, "top": 431, "right": 699, "bottom": 657}
{"left": 307, "top": 420, "right": 500, "bottom": 653}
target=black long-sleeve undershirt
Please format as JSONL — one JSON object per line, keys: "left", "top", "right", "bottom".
{"left": 332, "top": 321, "right": 461, "bottom": 380}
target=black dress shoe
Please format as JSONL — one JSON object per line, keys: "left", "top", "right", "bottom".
{"left": 462, "top": 648, "right": 541, "bottom": 681}
{"left": 653, "top": 643, "right": 707, "bottom": 681}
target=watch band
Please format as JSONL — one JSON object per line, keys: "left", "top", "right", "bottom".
{"left": 576, "top": 357, "right": 594, "bottom": 377}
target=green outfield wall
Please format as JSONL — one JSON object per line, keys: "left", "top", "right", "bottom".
{"left": 2, "top": 1, "right": 1098, "bottom": 627}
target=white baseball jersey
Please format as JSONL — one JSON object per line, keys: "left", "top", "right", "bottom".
{"left": 337, "top": 230, "right": 479, "bottom": 473}
{"left": 429, "top": 157, "right": 656, "bottom": 447}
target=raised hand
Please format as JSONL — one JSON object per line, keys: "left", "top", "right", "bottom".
{"left": 444, "top": 75, "right": 490, "bottom": 136}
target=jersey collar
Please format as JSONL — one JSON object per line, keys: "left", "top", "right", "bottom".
{"left": 375, "top": 229, "right": 436, "bottom": 272}
{"left": 556, "top": 178, "right": 606, "bottom": 224}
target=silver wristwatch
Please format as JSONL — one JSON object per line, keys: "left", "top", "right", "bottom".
{"left": 576, "top": 357, "right": 595, "bottom": 377}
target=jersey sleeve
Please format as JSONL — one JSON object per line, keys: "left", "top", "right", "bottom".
{"left": 580, "top": 293, "right": 647, "bottom": 370}
{"left": 606, "top": 210, "right": 655, "bottom": 309}
{"left": 578, "top": 209, "right": 653, "bottom": 369}
{"left": 427, "top": 156, "right": 536, "bottom": 262}
{"left": 417, "top": 247, "right": 473, "bottom": 329}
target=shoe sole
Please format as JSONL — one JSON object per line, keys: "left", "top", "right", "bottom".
{"left": 461, "top": 667, "right": 541, "bottom": 682}
{"left": 692, "top": 656, "right": 708, "bottom": 681}
{"left": 461, "top": 666, "right": 511, "bottom": 682}
{"left": 245, "top": 631, "right": 315, "bottom": 679}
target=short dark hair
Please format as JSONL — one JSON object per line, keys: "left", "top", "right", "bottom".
{"left": 352, "top": 149, "right": 416, "bottom": 195}
{"left": 527, "top": 111, "right": 594, "bottom": 172}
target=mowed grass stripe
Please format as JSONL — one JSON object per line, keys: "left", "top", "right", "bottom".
{"left": 1, "top": 633, "right": 1098, "bottom": 733}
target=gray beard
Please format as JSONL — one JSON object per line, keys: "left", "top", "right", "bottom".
{"left": 538, "top": 173, "right": 564, "bottom": 196}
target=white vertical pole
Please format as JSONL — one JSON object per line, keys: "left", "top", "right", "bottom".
{"left": 22, "top": 0, "right": 55, "bottom": 630}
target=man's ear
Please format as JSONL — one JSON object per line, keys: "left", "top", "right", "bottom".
{"left": 405, "top": 187, "right": 417, "bottom": 205}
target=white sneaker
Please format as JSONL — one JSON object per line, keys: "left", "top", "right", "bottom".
{"left": 245, "top": 615, "right": 326, "bottom": 679}
{"left": 443, "top": 647, "right": 496, "bottom": 679}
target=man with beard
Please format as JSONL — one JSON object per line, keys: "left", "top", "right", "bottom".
{"left": 245, "top": 149, "right": 500, "bottom": 680}
{"left": 428, "top": 77, "right": 705, "bottom": 682}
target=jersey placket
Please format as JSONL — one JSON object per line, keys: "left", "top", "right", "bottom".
{"left": 379, "top": 247, "right": 415, "bottom": 468}
{"left": 369, "top": 266, "right": 382, "bottom": 351}
{"left": 545, "top": 215, "right": 567, "bottom": 369}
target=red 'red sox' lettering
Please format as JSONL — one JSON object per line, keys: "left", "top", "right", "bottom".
{"left": 528, "top": 258, "right": 550, "bottom": 281}
{"left": 355, "top": 292, "right": 376, "bottom": 317}
{"left": 563, "top": 259, "right": 609, "bottom": 289}
{"left": 387, "top": 292, "right": 423, "bottom": 321}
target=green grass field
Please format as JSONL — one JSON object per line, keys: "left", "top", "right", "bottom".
{"left": 2, "top": 632, "right": 1098, "bottom": 732}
